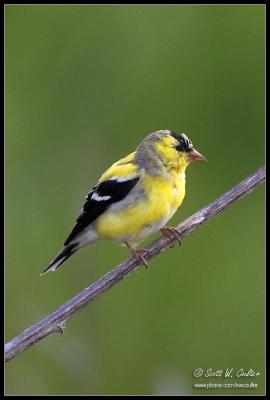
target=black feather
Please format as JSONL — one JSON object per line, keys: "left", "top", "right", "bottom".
{"left": 170, "top": 131, "right": 193, "bottom": 152}
{"left": 41, "top": 242, "right": 77, "bottom": 275}
{"left": 64, "top": 177, "right": 140, "bottom": 245}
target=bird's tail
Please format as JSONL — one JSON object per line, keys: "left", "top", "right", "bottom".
{"left": 41, "top": 243, "right": 78, "bottom": 276}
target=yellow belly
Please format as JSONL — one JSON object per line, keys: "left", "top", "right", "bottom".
{"left": 96, "top": 172, "right": 186, "bottom": 244}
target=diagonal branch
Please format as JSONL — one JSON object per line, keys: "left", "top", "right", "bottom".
{"left": 5, "top": 166, "right": 265, "bottom": 363}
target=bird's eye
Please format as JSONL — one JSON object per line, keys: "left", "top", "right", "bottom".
{"left": 175, "top": 137, "right": 193, "bottom": 152}
{"left": 176, "top": 140, "right": 185, "bottom": 152}
{"left": 176, "top": 144, "right": 184, "bottom": 151}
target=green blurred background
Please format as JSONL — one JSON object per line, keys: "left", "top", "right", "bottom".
{"left": 5, "top": 5, "right": 265, "bottom": 395}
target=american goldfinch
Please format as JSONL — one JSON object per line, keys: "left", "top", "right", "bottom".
{"left": 41, "top": 129, "right": 206, "bottom": 275}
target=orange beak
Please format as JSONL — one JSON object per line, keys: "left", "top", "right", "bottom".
{"left": 187, "top": 148, "right": 207, "bottom": 162}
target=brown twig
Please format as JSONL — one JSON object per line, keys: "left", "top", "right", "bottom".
{"left": 5, "top": 166, "right": 265, "bottom": 363}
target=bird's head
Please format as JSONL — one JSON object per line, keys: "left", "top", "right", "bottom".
{"left": 137, "top": 129, "right": 206, "bottom": 173}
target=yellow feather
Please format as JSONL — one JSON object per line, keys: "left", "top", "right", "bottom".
{"left": 98, "top": 152, "right": 138, "bottom": 182}
{"left": 96, "top": 168, "right": 186, "bottom": 244}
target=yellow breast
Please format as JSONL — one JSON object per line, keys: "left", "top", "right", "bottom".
{"left": 142, "top": 172, "right": 185, "bottom": 220}
{"left": 95, "top": 171, "right": 186, "bottom": 244}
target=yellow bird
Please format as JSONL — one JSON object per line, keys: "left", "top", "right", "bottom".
{"left": 41, "top": 129, "right": 206, "bottom": 275}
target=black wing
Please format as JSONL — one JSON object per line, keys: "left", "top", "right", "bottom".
{"left": 64, "top": 177, "right": 140, "bottom": 245}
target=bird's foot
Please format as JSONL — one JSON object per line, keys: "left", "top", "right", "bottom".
{"left": 160, "top": 227, "right": 182, "bottom": 247}
{"left": 124, "top": 242, "right": 149, "bottom": 268}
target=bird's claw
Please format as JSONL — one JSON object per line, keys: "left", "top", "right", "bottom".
{"left": 132, "top": 248, "right": 149, "bottom": 268}
{"left": 160, "top": 227, "right": 182, "bottom": 247}
{"left": 126, "top": 245, "right": 149, "bottom": 269}
{"left": 124, "top": 241, "right": 149, "bottom": 268}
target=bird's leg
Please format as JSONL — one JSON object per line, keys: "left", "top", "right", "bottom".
{"left": 124, "top": 241, "right": 149, "bottom": 268}
{"left": 160, "top": 227, "right": 182, "bottom": 247}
